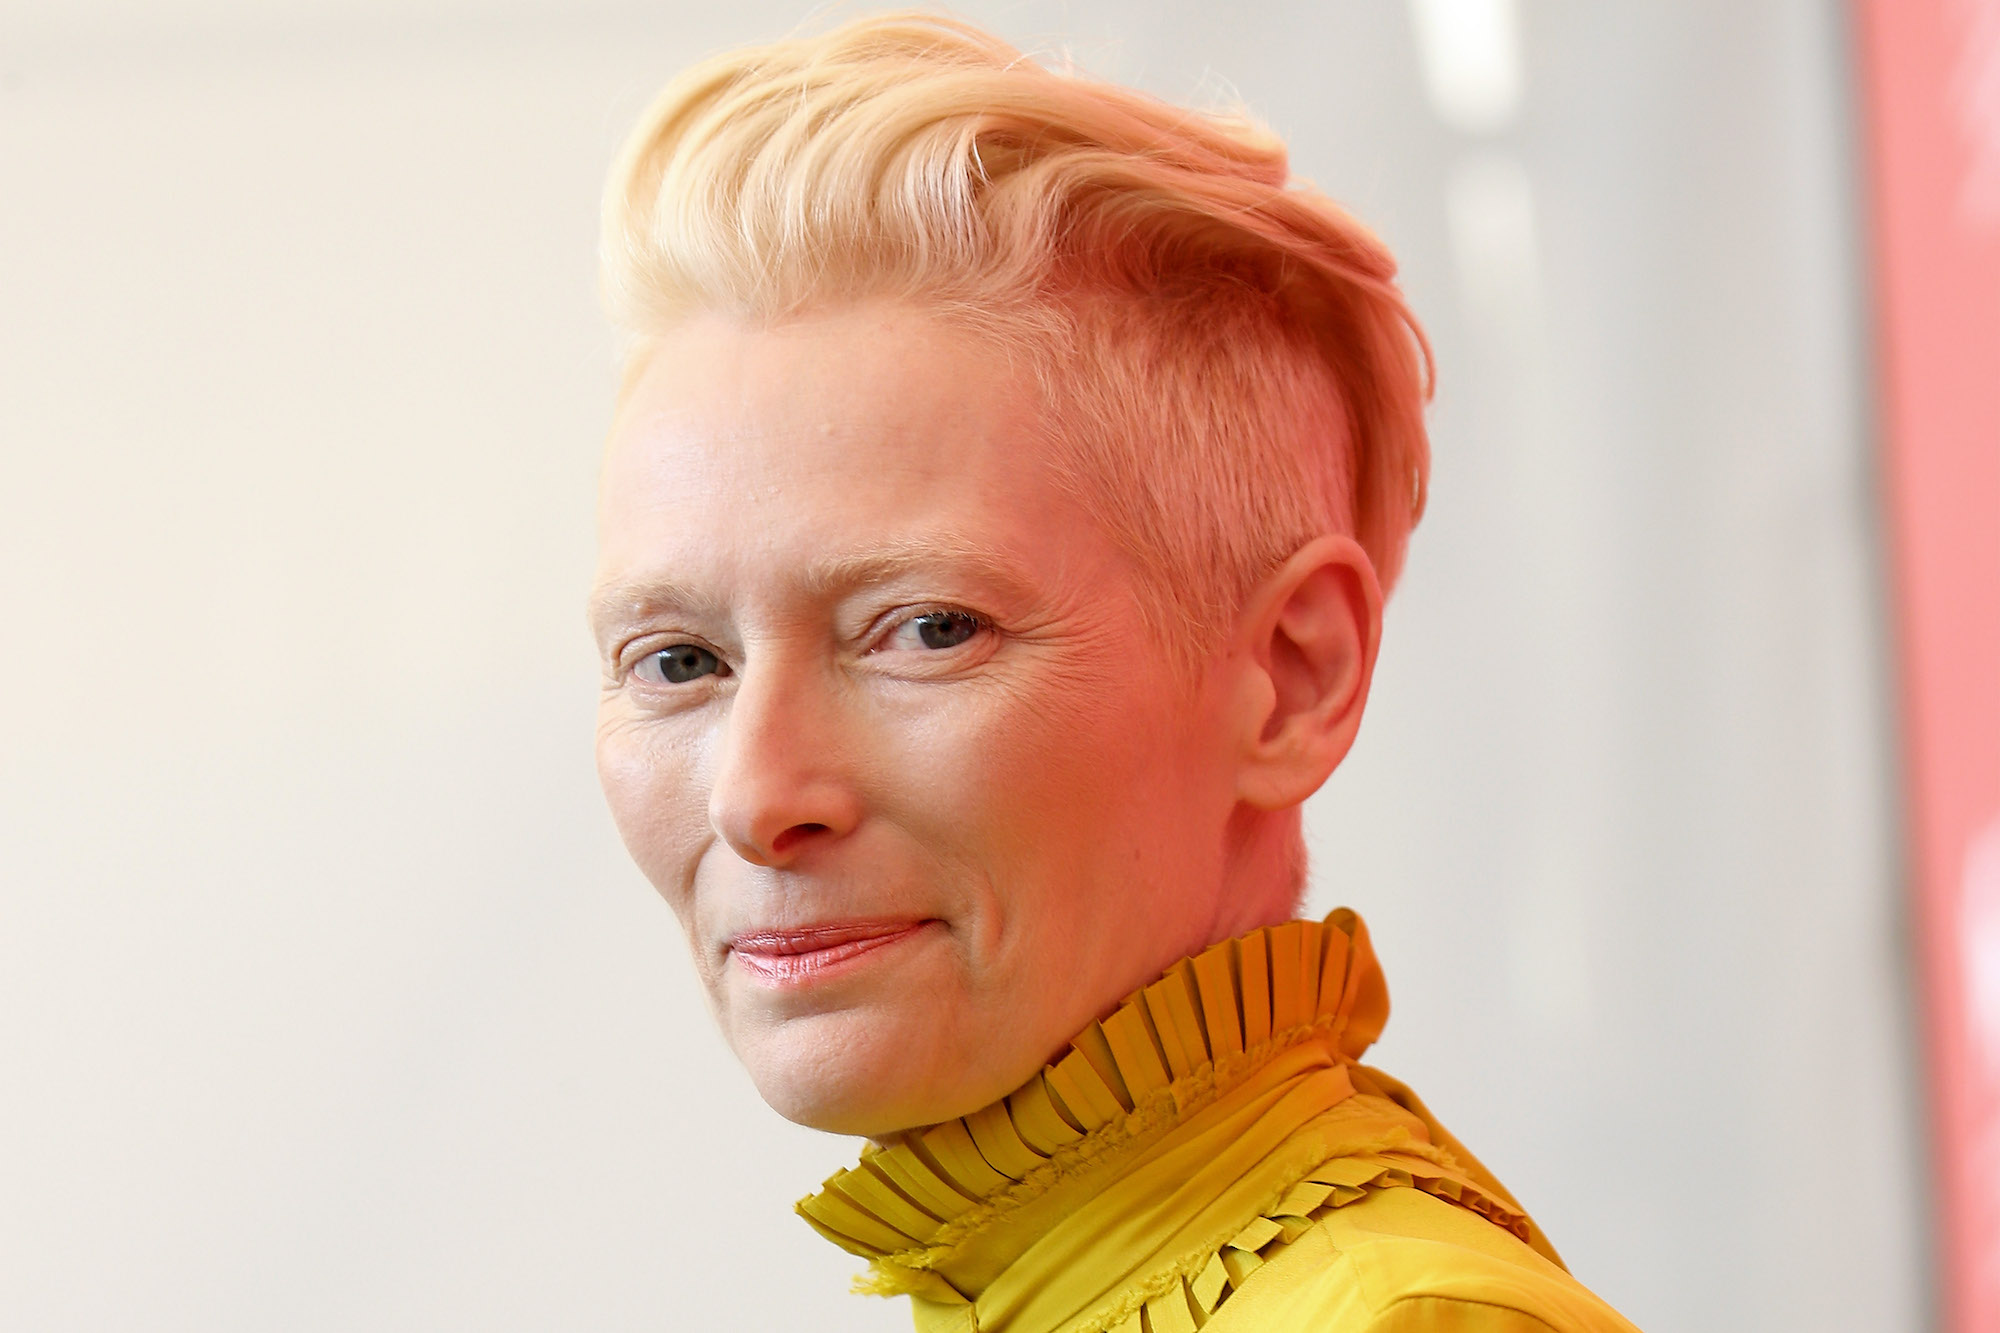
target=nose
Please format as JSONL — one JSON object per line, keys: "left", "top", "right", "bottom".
{"left": 707, "top": 656, "right": 865, "bottom": 867}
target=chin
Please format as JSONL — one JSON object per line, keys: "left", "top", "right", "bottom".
{"left": 749, "top": 1055, "right": 941, "bottom": 1138}
{"left": 731, "top": 1010, "right": 1012, "bottom": 1138}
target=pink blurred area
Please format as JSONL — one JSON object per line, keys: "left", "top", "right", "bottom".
{"left": 1856, "top": 1, "right": 2000, "bottom": 1329}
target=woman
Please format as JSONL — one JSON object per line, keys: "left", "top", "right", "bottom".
{"left": 588, "top": 13, "right": 1641, "bottom": 1331}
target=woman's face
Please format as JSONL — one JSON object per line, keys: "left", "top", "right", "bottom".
{"left": 591, "top": 302, "right": 1250, "bottom": 1136}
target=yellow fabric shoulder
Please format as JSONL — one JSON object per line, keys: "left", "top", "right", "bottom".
{"left": 797, "top": 910, "right": 1641, "bottom": 1333}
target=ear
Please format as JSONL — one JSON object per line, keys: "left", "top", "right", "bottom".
{"left": 1228, "top": 535, "right": 1384, "bottom": 811}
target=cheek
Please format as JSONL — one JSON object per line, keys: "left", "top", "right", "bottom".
{"left": 594, "top": 710, "right": 710, "bottom": 912}
{"left": 905, "top": 671, "right": 1187, "bottom": 863}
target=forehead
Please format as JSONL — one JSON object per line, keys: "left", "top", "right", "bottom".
{"left": 593, "top": 303, "right": 1089, "bottom": 606}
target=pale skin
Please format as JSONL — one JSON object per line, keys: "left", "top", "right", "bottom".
{"left": 590, "top": 301, "right": 1382, "bottom": 1138}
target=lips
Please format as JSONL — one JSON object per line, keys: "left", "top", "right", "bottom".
{"left": 728, "top": 919, "right": 933, "bottom": 986}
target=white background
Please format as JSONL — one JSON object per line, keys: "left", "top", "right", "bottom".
{"left": 1, "top": 2, "right": 1924, "bottom": 1329}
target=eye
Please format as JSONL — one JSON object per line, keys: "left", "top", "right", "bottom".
{"left": 884, "top": 609, "right": 986, "bottom": 652}
{"left": 632, "top": 643, "right": 727, "bottom": 685}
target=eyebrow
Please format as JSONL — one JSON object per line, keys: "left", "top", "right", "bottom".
{"left": 587, "top": 537, "right": 1044, "bottom": 640}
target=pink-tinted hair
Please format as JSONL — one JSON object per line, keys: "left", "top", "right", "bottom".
{"left": 602, "top": 12, "right": 1433, "bottom": 661}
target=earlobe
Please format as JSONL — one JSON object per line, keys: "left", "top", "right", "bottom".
{"left": 1233, "top": 536, "right": 1382, "bottom": 811}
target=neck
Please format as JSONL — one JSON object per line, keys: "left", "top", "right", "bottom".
{"left": 1210, "top": 803, "right": 1306, "bottom": 942}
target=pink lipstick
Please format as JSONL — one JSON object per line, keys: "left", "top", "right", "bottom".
{"left": 728, "top": 920, "right": 933, "bottom": 986}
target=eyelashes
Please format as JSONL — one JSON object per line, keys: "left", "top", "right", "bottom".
{"left": 632, "top": 643, "right": 729, "bottom": 686}
{"left": 877, "top": 608, "right": 987, "bottom": 653}
{"left": 621, "top": 605, "right": 994, "bottom": 693}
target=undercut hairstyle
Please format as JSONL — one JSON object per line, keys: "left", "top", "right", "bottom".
{"left": 601, "top": 11, "right": 1433, "bottom": 669}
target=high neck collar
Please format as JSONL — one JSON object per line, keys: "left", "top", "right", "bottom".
{"left": 797, "top": 909, "right": 1528, "bottom": 1333}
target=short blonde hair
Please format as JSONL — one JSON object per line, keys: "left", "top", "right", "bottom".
{"left": 602, "top": 12, "right": 1432, "bottom": 664}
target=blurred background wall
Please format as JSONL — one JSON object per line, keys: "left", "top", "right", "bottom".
{"left": 0, "top": 2, "right": 1927, "bottom": 1330}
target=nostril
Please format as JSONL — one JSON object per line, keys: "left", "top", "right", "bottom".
{"left": 770, "top": 823, "right": 831, "bottom": 856}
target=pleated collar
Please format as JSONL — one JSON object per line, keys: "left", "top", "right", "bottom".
{"left": 795, "top": 909, "right": 1457, "bottom": 1333}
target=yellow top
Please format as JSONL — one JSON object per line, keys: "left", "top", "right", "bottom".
{"left": 798, "top": 910, "right": 1641, "bottom": 1332}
